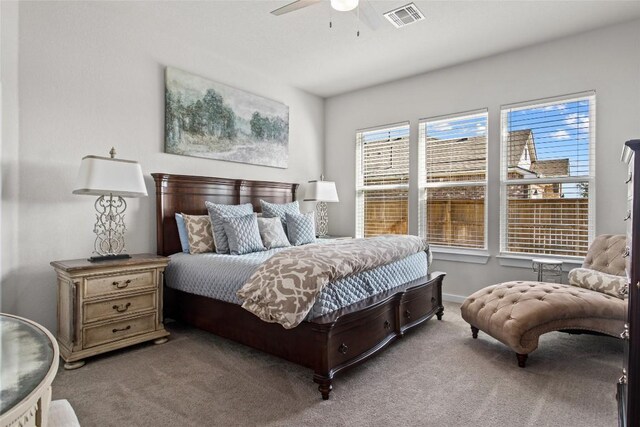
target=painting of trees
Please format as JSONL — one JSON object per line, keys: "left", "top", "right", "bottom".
{"left": 165, "top": 67, "right": 289, "bottom": 168}
{"left": 250, "top": 112, "right": 287, "bottom": 141}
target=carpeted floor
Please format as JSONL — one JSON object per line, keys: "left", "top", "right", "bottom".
{"left": 52, "top": 302, "right": 621, "bottom": 426}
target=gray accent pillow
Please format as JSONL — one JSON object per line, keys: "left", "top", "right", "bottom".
{"left": 260, "top": 200, "right": 300, "bottom": 234}
{"left": 205, "top": 201, "right": 254, "bottom": 254}
{"left": 257, "top": 217, "right": 291, "bottom": 249}
{"left": 286, "top": 212, "right": 316, "bottom": 246}
{"left": 222, "top": 214, "right": 266, "bottom": 255}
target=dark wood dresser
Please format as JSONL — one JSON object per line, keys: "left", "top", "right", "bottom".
{"left": 620, "top": 139, "right": 640, "bottom": 427}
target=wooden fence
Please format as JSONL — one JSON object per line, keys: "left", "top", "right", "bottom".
{"left": 426, "top": 200, "right": 484, "bottom": 248}
{"left": 505, "top": 198, "right": 588, "bottom": 256}
{"left": 364, "top": 198, "right": 589, "bottom": 256}
{"left": 363, "top": 197, "right": 408, "bottom": 237}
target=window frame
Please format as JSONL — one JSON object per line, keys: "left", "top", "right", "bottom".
{"left": 355, "top": 122, "right": 411, "bottom": 239}
{"left": 418, "top": 109, "right": 489, "bottom": 252}
{"left": 499, "top": 91, "right": 596, "bottom": 260}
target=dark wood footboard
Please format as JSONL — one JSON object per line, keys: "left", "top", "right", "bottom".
{"left": 165, "top": 271, "right": 445, "bottom": 399}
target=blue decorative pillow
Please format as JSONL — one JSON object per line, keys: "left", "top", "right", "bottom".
{"left": 260, "top": 200, "right": 300, "bottom": 234}
{"left": 205, "top": 202, "right": 254, "bottom": 254}
{"left": 175, "top": 213, "right": 190, "bottom": 253}
{"left": 222, "top": 214, "right": 265, "bottom": 255}
{"left": 286, "top": 212, "right": 316, "bottom": 246}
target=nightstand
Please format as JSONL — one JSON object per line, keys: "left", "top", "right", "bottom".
{"left": 50, "top": 254, "right": 170, "bottom": 369}
{"left": 316, "top": 235, "right": 353, "bottom": 240}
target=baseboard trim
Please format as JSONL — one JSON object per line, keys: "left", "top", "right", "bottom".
{"left": 442, "top": 293, "right": 466, "bottom": 304}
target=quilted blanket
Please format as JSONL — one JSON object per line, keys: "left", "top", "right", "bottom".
{"left": 237, "top": 235, "right": 429, "bottom": 329}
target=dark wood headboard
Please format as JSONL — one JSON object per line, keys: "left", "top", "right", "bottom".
{"left": 152, "top": 173, "right": 299, "bottom": 256}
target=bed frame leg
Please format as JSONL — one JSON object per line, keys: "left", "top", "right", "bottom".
{"left": 313, "top": 374, "right": 333, "bottom": 400}
{"left": 436, "top": 306, "right": 444, "bottom": 320}
{"left": 516, "top": 353, "right": 528, "bottom": 368}
{"left": 471, "top": 326, "right": 479, "bottom": 339}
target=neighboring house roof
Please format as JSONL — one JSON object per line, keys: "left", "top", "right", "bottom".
{"left": 426, "top": 130, "right": 535, "bottom": 178}
{"left": 531, "top": 159, "right": 570, "bottom": 177}
{"left": 425, "top": 128, "right": 569, "bottom": 179}
{"left": 424, "top": 135, "right": 486, "bottom": 177}
{"left": 507, "top": 129, "right": 537, "bottom": 166}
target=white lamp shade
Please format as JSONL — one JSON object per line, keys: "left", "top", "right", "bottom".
{"left": 303, "top": 180, "right": 339, "bottom": 203}
{"left": 331, "top": 0, "right": 358, "bottom": 11}
{"left": 72, "top": 155, "right": 148, "bottom": 197}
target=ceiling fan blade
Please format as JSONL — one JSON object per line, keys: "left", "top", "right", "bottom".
{"left": 354, "top": 0, "right": 384, "bottom": 30}
{"left": 271, "top": 0, "right": 323, "bottom": 16}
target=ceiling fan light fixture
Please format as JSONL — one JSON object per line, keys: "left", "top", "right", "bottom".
{"left": 331, "top": 0, "right": 358, "bottom": 12}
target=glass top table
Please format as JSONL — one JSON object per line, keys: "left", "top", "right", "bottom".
{"left": 0, "top": 314, "right": 58, "bottom": 417}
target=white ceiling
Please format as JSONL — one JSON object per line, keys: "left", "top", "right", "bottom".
{"left": 156, "top": 1, "right": 640, "bottom": 98}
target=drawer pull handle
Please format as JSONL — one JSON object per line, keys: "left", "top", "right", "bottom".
{"left": 431, "top": 297, "right": 437, "bottom": 304}
{"left": 384, "top": 320, "right": 391, "bottom": 330}
{"left": 112, "top": 302, "right": 131, "bottom": 313}
{"left": 112, "top": 279, "right": 132, "bottom": 289}
{"left": 623, "top": 246, "right": 630, "bottom": 258}
{"left": 338, "top": 343, "right": 348, "bottom": 355}
{"left": 624, "top": 211, "right": 631, "bottom": 221}
{"left": 405, "top": 310, "right": 412, "bottom": 320}
{"left": 626, "top": 172, "right": 633, "bottom": 184}
{"left": 112, "top": 325, "right": 131, "bottom": 334}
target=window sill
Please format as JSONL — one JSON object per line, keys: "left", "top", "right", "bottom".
{"left": 430, "top": 247, "right": 490, "bottom": 264}
{"left": 496, "top": 254, "right": 583, "bottom": 271}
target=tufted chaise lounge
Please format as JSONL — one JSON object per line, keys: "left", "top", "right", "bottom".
{"left": 460, "top": 235, "right": 627, "bottom": 367}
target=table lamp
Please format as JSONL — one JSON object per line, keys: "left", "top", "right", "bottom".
{"left": 72, "top": 147, "right": 147, "bottom": 261}
{"left": 303, "top": 175, "right": 339, "bottom": 237}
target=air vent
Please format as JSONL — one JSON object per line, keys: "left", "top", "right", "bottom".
{"left": 384, "top": 3, "right": 425, "bottom": 28}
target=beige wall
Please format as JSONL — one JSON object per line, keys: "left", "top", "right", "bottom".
{"left": 325, "top": 20, "right": 640, "bottom": 300}
{"left": 1, "top": 2, "right": 325, "bottom": 330}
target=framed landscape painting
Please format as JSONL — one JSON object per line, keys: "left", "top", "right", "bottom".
{"left": 165, "top": 67, "right": 289, "bottom": 168}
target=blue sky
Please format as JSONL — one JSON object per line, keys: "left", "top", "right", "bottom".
{"left": 507, "top": 99, "right": 590, "bottom": 178}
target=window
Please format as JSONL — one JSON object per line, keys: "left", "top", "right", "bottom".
{"left": 500, "top": 92, "right": 595, "bottom": 257}
{"left": 418, "top": 111, "right": 488, "bottom": 249}
{"left": 355, "top": 123, "right": 410, "bottom": 238}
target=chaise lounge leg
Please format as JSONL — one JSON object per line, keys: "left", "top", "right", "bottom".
{"left": 471, "top": 326, "right": 479, "bottom": 339}
{"left": 516, "top": 353, "right": 528, "bottom": 368}
{"left": 313, "top": 374, "right": 333, "bottom": 400}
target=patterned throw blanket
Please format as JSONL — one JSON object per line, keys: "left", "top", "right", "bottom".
{"left": 237, "top": 235, "right": 430, "bottom": 329}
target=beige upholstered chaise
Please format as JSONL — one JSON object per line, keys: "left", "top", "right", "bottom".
{"left": 460, "top": 235, "right": 627, "bottom": 367}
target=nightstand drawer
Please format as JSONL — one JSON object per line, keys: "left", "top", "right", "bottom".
{"left": 84, "top": 270, "right": 155, "bottom": 299}
{"left": 83, "top": 291, "right": 156, "bottom": 324}
{"left": 83, "top": 313, "right": 156, "bottom": 348}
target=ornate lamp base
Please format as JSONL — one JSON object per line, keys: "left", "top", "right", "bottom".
{"left": 316, "top": 201, "right": 329, "bottom": 237}
{"left": 89, "top": 194, "right": 130, "bottom": 262}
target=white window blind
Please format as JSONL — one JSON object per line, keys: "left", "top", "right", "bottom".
{"left": 418, "top": 111, "right": 488, "bottom": 249}
{"left": 355, "top": 123, "right": 410, "bottom": 238}
{"left": 500, "top": 92, "right": 595, "bottom": 257}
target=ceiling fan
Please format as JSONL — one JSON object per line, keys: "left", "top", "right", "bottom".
{"left": 270, "top": 0, "right": 384, "bottom": 31}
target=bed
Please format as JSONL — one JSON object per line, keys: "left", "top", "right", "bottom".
{"left": 152, "top": 173, "right": 445, "bottom": 399}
